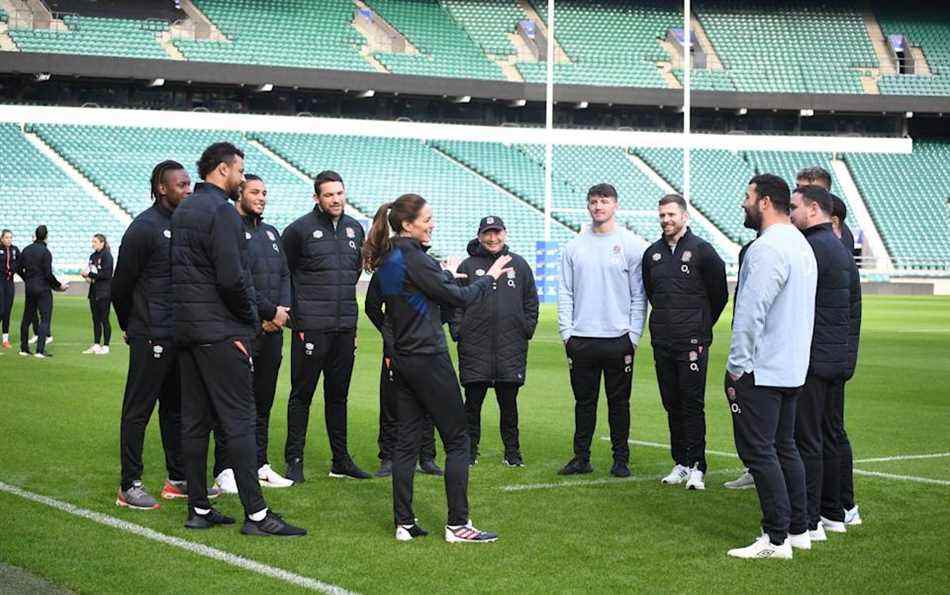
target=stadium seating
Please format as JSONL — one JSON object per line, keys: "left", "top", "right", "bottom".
{"left": 875, "top": 8, "right": 950, "bottom": 96}
{"left": 441, "top": 0, "right": 524, "bottom": 57}
{"left": 251, "top": 132, "right": 575, "bottom": 257}
{"left": 30, "top": 124, "right": 313, "bottom": 233}
{"left": 0, "top": 123, "right": 126, "bottom": 269}
{"left": 845, "top": 142, "right": 950, "bottom": 269}
{"left": 694, "top": 1, "right": 876, "bottom": 94}
{"left": 9, "top": 15, "right": 169, "bottom": 59}
{"left": 174, "top": 0, "right": 373, "bottom": 72}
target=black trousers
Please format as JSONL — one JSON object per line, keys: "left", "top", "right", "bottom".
{"left": 20, "top": 290, "right": 51, "bottom": 353}
{"left": 1, "top": 279, "right": 13, "bottom": 334}
{"left": 795, "top": 374, "right": 839, "bottom": 530}
{"left": 90, "top": 297, "right": 112, "bottom": 345}
{"left": 464, "top": 382, "right": 520, "bottom": 458}
{"left": 253, "top": 331, "right": 283, "bottom": 468}
{"left": 821, "top": 379, "right": 854, "bottom": 521}
{"left": 566, "top": 336, "right": 634, "bottom": 463}
{"left": 654, "top": 345, "right": 709, "bottom": 472}
{"left": 179, "top": 338, "right": 266, "bottom": 515}
{"left": 119, "top": 338, "right": 184, "bottom": 490}
{"left": 285, "top": 330, "right": 356, "bottom": 465}
{"left": 392, "top": 352, "right": 470, "bottom": 526}
{"left": 727, "top": 372, "right": 808, "bottom": 544}
{"left": 378, "top": 355, "right": 436, "bottom": 463}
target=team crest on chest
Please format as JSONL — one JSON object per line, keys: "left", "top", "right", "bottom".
{"left": 682, "top": 250, "right": 692, "bottom": 263}
{"left": 346, "top": 227, "right": 356, "bottom": 239}
{"left": 266, "top": 230, "right": 276, "bottom": 241}
{"left": 163, "top": 229, "right": 171, "bottom": 239}
{"left": 612, "top": 244, "right": 622, "bottom": 255}
{"left": 245, "top": 232, "right": 252, "bottom": 240}
{"left": 652, "top": 252, "right": 661, "bottom": 262}
{"left": 313, "top": 230, "right": 323, "bottom": 239}
{"left": 506, "top": 269, "right": 516, "bottom": 279}
{"left": 475, "top": 268, "right": 486, "bottom": 276}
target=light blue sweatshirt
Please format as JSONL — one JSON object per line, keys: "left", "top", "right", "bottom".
{"left": 727, "top": 222, "right": 817, "bottom": 388}
{"left": 557, "top": 226, "right": 647, "bottom": 345}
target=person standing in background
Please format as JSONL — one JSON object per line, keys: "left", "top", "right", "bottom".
{"left": 17, "top": 225, "right": 67, "bottom": 358}
{"left": 81, "top": 233, "right": 114, "bottom": 355}
{"left": 0, "top": 229, "right": 20, "bottom": 349}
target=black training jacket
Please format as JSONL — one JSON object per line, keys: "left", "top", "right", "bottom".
{"left": 642, "top": 228, "right": 728, "bottom": 351}
{"left": 112, "top": 203, "right": 177, "bottom": 340}
{"left": 171, "top": 182, "right": 258, "bottom": 345}
{"left": 282, "top": 206, "right": 363, "bottom": 332}
{"left": 86, "top": 249, "right": 113, "bottom": 300}
{"left": 16, "top": 240, "right": 62, "bottom": 295}
{"left": 452, "top": 239, "right": 538, "bottom": 386}
{"left": 244, "top": 214, "right": 291, "bottom": 322}
{"left": 375, "top": 237, "right": 492, "bottom": 356}
{"left": 803, "top": 222, "right": 860, "bottom": 381}
{"left": 1, "top": 244, "right": 20, "bottom": 282}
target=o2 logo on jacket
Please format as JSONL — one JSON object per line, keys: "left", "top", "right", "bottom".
{"left": 272, "top": 243, "right": 280, "bottom": 253}
{"left": 475, "top": 269, "right": 485, "bottom": 276}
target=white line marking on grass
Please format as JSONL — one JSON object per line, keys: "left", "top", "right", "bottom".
{"left": 601, "top": 437, "right": 740, "bottom": 459}
{"left": 855, "top": 452, "right": 950, "bottom": 463}
{"left": 0, "top": 481, "right": 353, "bottom": 594}
{"left": 852, "top": 469, "right": 950, "bottom": 486}
{"left": 894, "top": 329, "right": 950, "bottom": 334}
{"left": 501, "top": 469, "right": 744, "bottom": 492}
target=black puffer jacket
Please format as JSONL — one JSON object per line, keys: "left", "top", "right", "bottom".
{"left": 112, "top": 204, "right": 175, "bottom": 340}
{"left": 282, "top": 207, "right": 363, "bottom": 332}
{"left": 86, "top": 249, "right": 113, "bottom": 300}
{"left": 171, "top": 182, "right": 258, "bottom": 345}
{"left": 453, "top": 239, "right": 538, "bottom": 386}
{"left": 244, "top": 214, "right": 291, "bottom": 322}
{"left": 1, "top": 244, "right": 19, "bottom": 282}
{"left": 16, "top": 240, "right": 62, "bottom": 295}
{"left": 376, "top": 237, "right": 493, "bottom": 356}
{"left": 642, "top": 228, "right": 728, "bottom": 351}
{"left": 803, "top": 222, "right": 858, "bottom": 381}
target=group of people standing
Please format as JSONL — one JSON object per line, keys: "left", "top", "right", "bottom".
{"left": 3, "top": 143, "right": 863, "bottom": 552}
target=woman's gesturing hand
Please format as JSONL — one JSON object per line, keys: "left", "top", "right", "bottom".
{"left": 486, "top": 254, "right": 513, "bottom": 280}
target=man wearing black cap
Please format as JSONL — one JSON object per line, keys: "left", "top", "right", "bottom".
{"left": 452, "top": 216, "right": 538, "bottom": 467}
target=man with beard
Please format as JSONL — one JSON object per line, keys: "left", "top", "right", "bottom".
{"left": 172, "top": 142, "right": 305, "bottom": 536}
{"left": 788, "top": 185, "right": 860, "bottom": 542}
{"left": 642, "top": 195, "right": 727, "bottom": 490}
{"left": 725, "top": 174, "right": 815, "bottom": 559}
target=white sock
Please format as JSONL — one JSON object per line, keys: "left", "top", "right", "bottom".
{"left": 249, "top": 508, "right": 268, "bottom": 522}
{"left": 194, "top": 507, "right": 211, "bottom": 515}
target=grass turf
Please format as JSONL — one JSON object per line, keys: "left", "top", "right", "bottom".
{"left": 1, "top": 295, "right": 949, "bottom": 593}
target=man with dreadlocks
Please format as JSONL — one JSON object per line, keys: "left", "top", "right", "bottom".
{"left": 111, "top": 160, "right": 221, "bottom": 509}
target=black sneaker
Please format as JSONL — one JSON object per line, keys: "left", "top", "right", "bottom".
{"left": 375, "top": 459, "right": 393, "bottom": 478}
{"left": 504, "top": 453, "right": 525, "bottom": 467}
{"left": 558, "top": 457, "right": 593, "bottom": 475}
{"left": 329, "top": 457, "right": 372, "bottom": 480}
{"left": 185, "top": 507, "right": 235, "bottom": 529}
{"left": 610, "top": 461, "right": 631, "bottom": 478}
{"left": 241, "top": 511, "right": 307, "bottom": 537}
{"left": 285, "top": 458, "right": 305, "bottom": 484}
{"left": 417, "top": 459, "right": 444, "bottom": 476}
{"left": 395, "top": 522, "right": 429, "bottom": 541}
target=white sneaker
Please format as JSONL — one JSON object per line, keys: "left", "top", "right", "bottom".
{"left": 727, "top": 534, "right": 793, "bottom": 560}
{"left": 444, "top": 520, "right": 498, "bottom": 543}
{"left": 661, "top": 464, "right": 689, "bottom": 485}
{"left": 82, "top": 344, "right": 101, "bottom": 354}
{"left": 46, "top": 336, "right": 53, "bottom": 345}
{"left": 844, "top": 505, "right": 862, "bottom": 526}
{"left": 98, "top": 345, "right": 110, "bottom": 355}
{"left": 258, "top": 464, "right": 294, "bottom": 488}
{"left": 820, "top": 515, "right": 847, "bottom": 533}
{"left": 810, "top": 523, "right": 827, "bottom": 542}
{"left": 724, "top": 470, "right": 755, "bottom": 490}
{"left": 34, "top": 352, "right": 46, "bottom": 359}
{"left": 685, "top": 466, "right": 705, "bottom": 491}
{"left": 213, "top": 468, "right": 238, "bottom": 494}
{"left": 29, "top": 335, "right": 37, "bottom": 344}
{"left": 789, "top": 532, "right": 811, "bottom": 550}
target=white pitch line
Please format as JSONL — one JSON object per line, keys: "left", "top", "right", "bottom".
{"left": 501, "top": 468, "right": 744, "bottom": 492}
{"left": 852, "top": 469, "right": 950, "bottom": 487}
{"left": 0, "top": 481, "right": 352, "bottom": 595}
{"left": 601, "top": 437, "right": 740, "bottom": 459}
{"left": 855, "top": 452, "right": 950, "bottom": 463}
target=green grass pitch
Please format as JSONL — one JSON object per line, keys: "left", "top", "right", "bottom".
{"left": 1, "top": 295, "right": 949, "bottom": 593}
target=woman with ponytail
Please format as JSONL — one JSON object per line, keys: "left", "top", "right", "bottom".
{"left": 81, "top": 233, "right": 113, "bottom": 354}
{"left": 364, "top": 194, "right": 511, "bottom": 543}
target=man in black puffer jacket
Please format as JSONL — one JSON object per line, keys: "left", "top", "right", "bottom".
{"left": 172, "top": 142, "right": 304, "bottom": 537}
{"left": 789, "top": 185, "right": 860, "bottom": 539}
{"left": 642, "top": 195, "right": 727, "bottom": 490}
{"left": 236, "top": 174, "right": 294, "bottom": 488}
{"left": 112, "top": 160, "right": 195, "bottom": 509}
{"left": 452, "top": 216, "right": 538, "bottom": 467}
{"left": 281, "top": 170, "right": 369, "bottom": 481}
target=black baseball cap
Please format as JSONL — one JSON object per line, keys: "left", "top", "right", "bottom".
{"left": 478, "top": 216, "right": 505, "bottom": 234}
